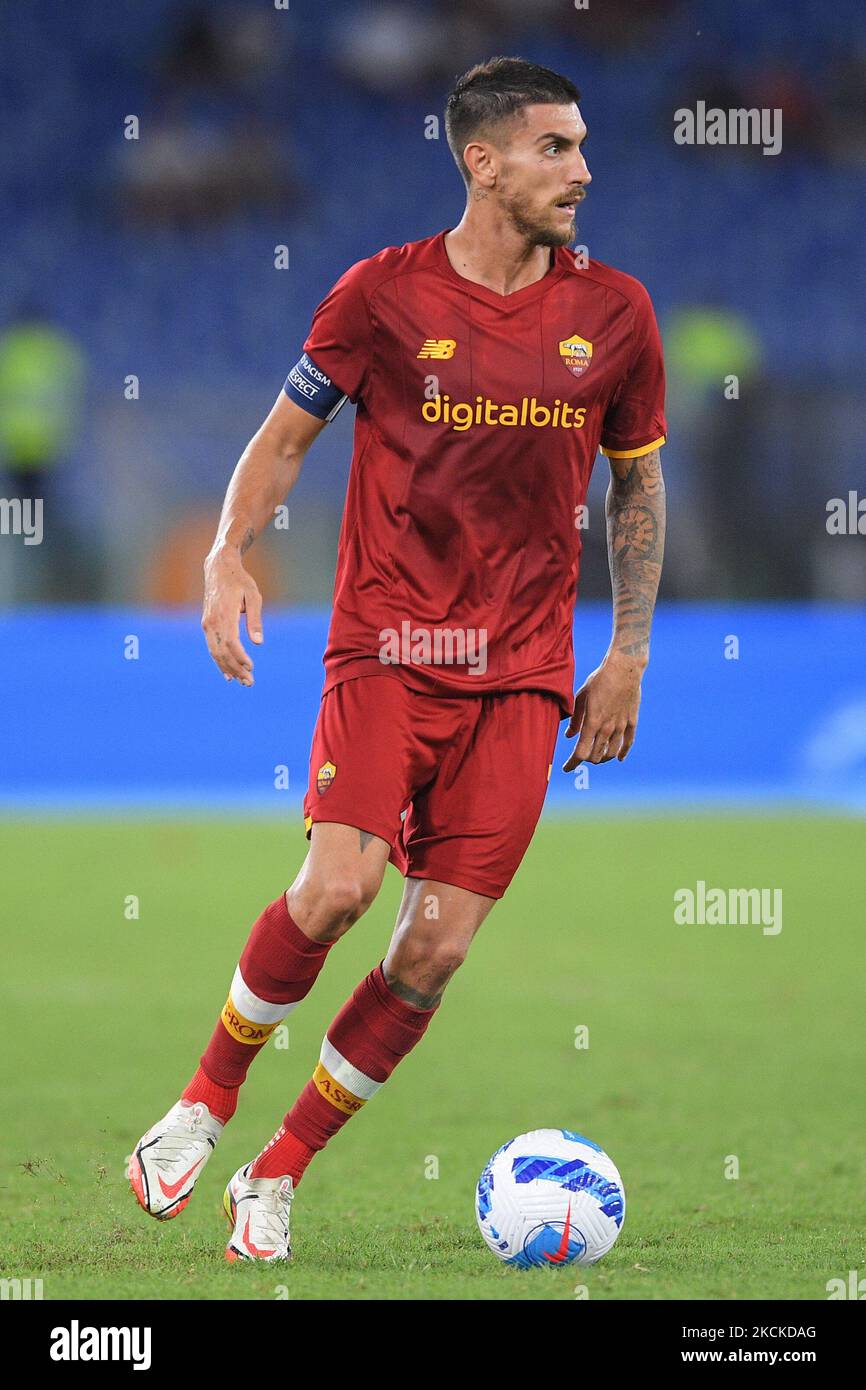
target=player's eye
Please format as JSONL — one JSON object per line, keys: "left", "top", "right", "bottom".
{"left": 545, "top": 143, "right": 562, "bottom": 156}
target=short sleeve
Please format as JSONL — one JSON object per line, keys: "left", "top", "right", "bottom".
{"left": 600, "top": 285, "right": 667, "bottom": 459}
{"left": 301, "top": 259, "right": 372, "bottom": 405}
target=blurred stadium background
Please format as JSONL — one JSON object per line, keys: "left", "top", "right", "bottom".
{"left": 3, "top": 0, "right": 866, "bottom": 1307}
{"left": 2, "top": 0, "right": 865, "bottom": 807}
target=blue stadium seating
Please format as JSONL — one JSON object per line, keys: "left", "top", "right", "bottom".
{"left": 2, "top": 0, "right": 864, "bottom": 391}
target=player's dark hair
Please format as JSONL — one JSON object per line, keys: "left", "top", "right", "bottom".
{"left": 445, "top": 57, "right": 581, "bottom": 187}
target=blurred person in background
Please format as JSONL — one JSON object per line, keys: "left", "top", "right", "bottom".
{"left": 157, "top": 2, "right": 284, "bottom": 95}
{"left": 554, "top": 0, "right": 677, "bottom": 51}
{"left": 675, "top": 62, "right": 825, "bottom": 161}
{"left": 117, "top": 3, "right": 296, "bottom": 227}
{"left": 663, "top": 302, "right": 764, "bottom": 594}
{"left": 823, "top": 42, "right": 866, "bottom": 167}
{"left": 0, "top": 305, "right": 87, "bottom": 602}
{"left": 332, "top": 3, "right": 461, "bottom": 97}
{"left": 332, "top": 0, "right": 564, "bottom": 98}
{"left": 118, "top": 104, "right": 294, "bottom": 227}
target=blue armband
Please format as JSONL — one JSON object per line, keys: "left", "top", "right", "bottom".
{"left": 283, "top": 353, "right": 348, "bottom": 421}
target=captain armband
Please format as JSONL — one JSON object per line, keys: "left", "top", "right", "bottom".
{"left": 283, "top": 352, "right": 349, "bottom": 421}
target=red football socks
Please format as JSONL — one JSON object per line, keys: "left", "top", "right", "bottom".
{"left": 183, "top": 894, "right": 333, "bottom": 1117}
{"left": 250, "top": 964, "right": 438, "bottom": 1183}
{"left": 249, "top": 1122, "right": 317, "bottom": 1184}
{"left": 181, "top": 1066, "right": 239, "bottom": 1125}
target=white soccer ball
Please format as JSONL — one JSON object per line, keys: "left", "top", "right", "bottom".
{"left": 475, "top": 1129, "right": 626, "bottom": 1267}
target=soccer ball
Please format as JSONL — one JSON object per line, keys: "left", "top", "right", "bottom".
{"left": 475, "top": 1129, "right": 625, "bottom": 1268}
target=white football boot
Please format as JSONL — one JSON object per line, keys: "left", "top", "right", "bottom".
{"left": 223, "top": 1163, "right": 294, "bottom": 1263}
{"left": 128, "top": 1099, "right": 224, "bottom": 1220}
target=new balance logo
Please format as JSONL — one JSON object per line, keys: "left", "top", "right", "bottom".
{"left": 417, "top": 338, "right": 456, "bottom": 359}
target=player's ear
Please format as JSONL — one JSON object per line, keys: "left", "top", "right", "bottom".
{"left": 463, "top": 140, "right": 496, "bottom": 188}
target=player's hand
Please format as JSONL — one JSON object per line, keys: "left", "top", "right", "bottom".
{"left": 562, "top": 650, "right": 644, "bottom": 769}
{"left": 201, "top": 544, "right": 263, "bottom": 686}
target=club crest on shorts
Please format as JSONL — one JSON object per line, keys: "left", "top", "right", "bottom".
{"left": 317, "top": 760, "right": 337, "bottom": 794}
{"left": 559, "top": 332, "right": 593, "bottom": 378}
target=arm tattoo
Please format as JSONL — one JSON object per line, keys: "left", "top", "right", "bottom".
{"left": 240, "top": 526, "right": 255, "bottom": 556}
{"left": 605, "top": 450, "right": 666, "bottom": 661}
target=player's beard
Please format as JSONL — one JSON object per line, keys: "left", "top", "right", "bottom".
{"left": 498, "top": 185, "right": 576, "bottom": 248}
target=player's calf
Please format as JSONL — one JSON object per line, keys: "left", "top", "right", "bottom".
{"left": 384, "top": 876, "right": 494, "bottom": 1005}
{"left": 183, "top": 893, "right": 335, "bottom": 1115}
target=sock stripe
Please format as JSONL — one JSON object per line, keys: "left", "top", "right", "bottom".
{"left": 312, "top": 1062, "right": 366, "bottom": 1115}
{"left": 276, "top": 969, "right": 441, "bottom": 1159}
{"left": 319, "top": 1037, "right": 383, "bottom": 1102}
{"left": 220, "top": 996, "right": 281, "bottom": 1046}
{"left": 197, "top": 897, "right": 331, "bottom": 1094}
{"left": 229, "top": 965, "right": 300, "bottom": 1025}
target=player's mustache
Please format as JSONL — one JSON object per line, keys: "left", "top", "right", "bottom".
{"left": 555, "top": 190, "right": 587, "bottom": 206}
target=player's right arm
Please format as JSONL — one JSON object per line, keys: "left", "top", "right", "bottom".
{"left": 204, "top": 255, "right": 373, "bottom": 683}
{"left": 202, "top": 392, "right": 327, "bottom": 685}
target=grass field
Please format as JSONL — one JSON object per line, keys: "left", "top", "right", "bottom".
{"left": 2, "top": 812, "right": 863, "bottom": 1301}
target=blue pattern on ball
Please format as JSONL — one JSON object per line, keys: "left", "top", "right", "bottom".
{"left": 560, "top": 1129, "right": 603, "bottom": 1151}
{"left": 511, "top": 1154, "right": 625, "bottom": 1227}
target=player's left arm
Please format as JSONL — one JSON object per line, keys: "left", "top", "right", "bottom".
{"left": 563, "top": 447, "right": 666, "bottom": 768}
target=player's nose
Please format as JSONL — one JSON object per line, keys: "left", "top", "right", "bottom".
{"left": 571, "top": 149, "right": 591, "bottom": 187}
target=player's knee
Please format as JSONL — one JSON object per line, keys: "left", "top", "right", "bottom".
{"left": 317, "top": 875, "right": 371, "bottom": 930}
{"left": 397, "top": 937, "right": 469, "bottom": 993}
{"left": 429, "top": 944, "right": 468, "bottom": 989}
{"left": 287, "top": 872, "right": 376, "bottom": 941}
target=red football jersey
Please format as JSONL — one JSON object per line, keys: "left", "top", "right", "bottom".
{"left": 295, "top": 230, "right": 666, "bottom": 717}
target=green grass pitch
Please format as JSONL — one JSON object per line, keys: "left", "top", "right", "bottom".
{"left": 2, "top": 812, "right": 863, "bottom": 1301}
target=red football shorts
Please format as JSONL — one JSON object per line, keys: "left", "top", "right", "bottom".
{"left": 302, "top": 673, "right": 562, "bottom": 899}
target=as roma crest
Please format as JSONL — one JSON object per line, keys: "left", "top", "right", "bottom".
{"left": 559, "top": 332, "right": 593, "bottom": 378}
{"left": 316, "top": 760, "right": 336, "bottom": 794}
